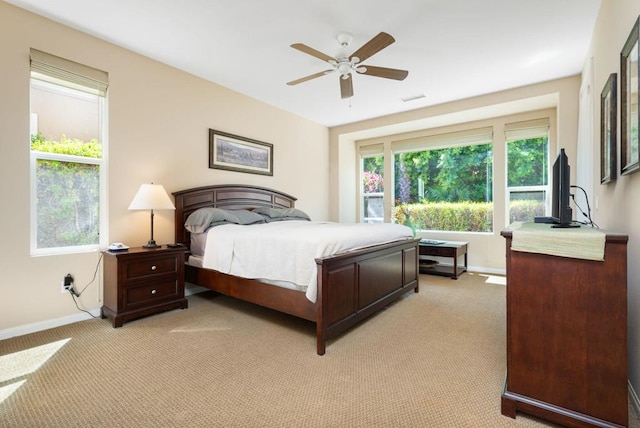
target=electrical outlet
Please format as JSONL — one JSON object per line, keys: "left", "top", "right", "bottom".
{"left": 61, "top": 274, "right": 74, "bottom": 293}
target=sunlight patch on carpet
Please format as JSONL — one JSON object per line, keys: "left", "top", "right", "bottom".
{"left": 479, "top": 274, "right": 506, "bottom": 285}
{"left": 0, "top": 338, "right": 70, "bottom": 405}
{"left": 0, "top": 379, "right": 25, "bottom": 404}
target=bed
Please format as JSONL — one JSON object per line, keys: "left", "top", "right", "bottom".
{"left": 173, "top": 184, "right": 419, "bottom": 355}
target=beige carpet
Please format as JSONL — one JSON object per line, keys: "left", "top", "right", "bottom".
{"left": 1, "top": 272, "right": 638, "bottom": 427}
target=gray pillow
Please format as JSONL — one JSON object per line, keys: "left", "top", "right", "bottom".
{"left": 228, "top": 209, "right": 265, "bottom": 225}
{"left": 184, "top": 207, "right": 240, "bottom": 233}
{"left": 252, "top": 207, "right": 311, "bottom": 222}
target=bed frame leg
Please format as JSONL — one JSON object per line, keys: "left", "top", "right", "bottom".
{"left": 317, "top": 341, "right": 326, "bottom": 356}
{"left": 316, "top": 320, "right": 326, "bottom": 355}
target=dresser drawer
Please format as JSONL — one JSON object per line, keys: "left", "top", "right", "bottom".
{"left": 125, "top": 255, "right": 178, "bottom": 280}
{"left": 125, "top": 280, "right": 179, "bottom": 308}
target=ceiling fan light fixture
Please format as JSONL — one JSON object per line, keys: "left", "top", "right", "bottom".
{"left": 337, "top": 62, "right": 351, "bottom": 75}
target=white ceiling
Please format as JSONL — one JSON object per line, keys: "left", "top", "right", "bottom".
{"left": 6, "top": 0, "right": 601, "bottom": 127}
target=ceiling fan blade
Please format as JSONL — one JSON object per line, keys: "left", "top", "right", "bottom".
{"left": 287, "top": 70, "right": 333, "bottom": 86}
{"left": 340, "top": 74, "right": 353, "bottom": 99}
{"left": 349, "top": 32, "right": 395, "bottom": 63}
{"left": 291, "top": 43, "right": 336, "bottom": 63}
{"left": 359, "top": 65, "right": 408, "bottom": 81}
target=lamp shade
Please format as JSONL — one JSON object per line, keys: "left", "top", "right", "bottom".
{"left": 128, "top": 184, "right": 175, "bottom": 211}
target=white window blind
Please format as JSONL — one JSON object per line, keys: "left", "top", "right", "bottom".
{"left": 30, "top": 48, "right": 108, "bottom": 96}
{"left": 358, "top": 143, "right": 384, "bottom": 156}
{"left": 392, "top": 126, "right": 493, "bottom": 153}
{"left": 505, "top": 118, "right": 549, "bottom": 141}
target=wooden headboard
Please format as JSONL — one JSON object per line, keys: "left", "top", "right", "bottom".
{"left": 172, "top": 184, "right": 297, "bottom": 246}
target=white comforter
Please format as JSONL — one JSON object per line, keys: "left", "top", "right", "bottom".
{"left": 201, "top": 221, "right": 414, "bottom": 303}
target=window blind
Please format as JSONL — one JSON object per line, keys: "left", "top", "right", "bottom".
{"left": 30, "top": 48, "right": 108, "bottom": 96}
{"left": 505, "top": 118, "right": 549, "bottom": 141}
{"left": 391, "top": 126, "right": 493, "bottom": 153}
{"left": 358, "top": 143, "right": 384, "bottom": 156}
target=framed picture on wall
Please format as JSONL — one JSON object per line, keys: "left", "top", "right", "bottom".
{"left": 209, "top": 129, "right": 273, "bottom": 176}
{"left": 600, "top": 73, "right": 617, "bottom": 184}
{"left": 620, "top": 16, "right": 639, "bottom": 176}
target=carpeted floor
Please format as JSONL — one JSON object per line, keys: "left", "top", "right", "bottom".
{"left": 1, "top": 272, "right": 638, "bottom": 427}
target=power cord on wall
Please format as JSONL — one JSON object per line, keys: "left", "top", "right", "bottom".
{"left": 67, "top": 252, "right": 104, "bottom": 318}
{"left": 570, "top": 185, "right": 599, "bottom": 228}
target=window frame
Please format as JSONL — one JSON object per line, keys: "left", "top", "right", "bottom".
{"left": 504, "top": 119, "right": 551, "bottom": 227}
{"left": 355, "top": 111, "right": 557, "bottom": 236}
{"left": 390, "top": 127, "right": 494, "bottom": 233}
{"left": 360, "top": 153, "right": 385, "bottom": 224}
{"left": 29, "top": 74, "right": 108, "bottom": 256}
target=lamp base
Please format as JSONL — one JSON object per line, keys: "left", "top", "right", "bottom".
{"left": 142, "top": 240, "right": 160, "bottom": 249}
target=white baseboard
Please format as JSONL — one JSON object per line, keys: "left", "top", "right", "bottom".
{"left": 0, "top": 309, "right": 101, "bottom": 341}
{"left": 467, "top": 266, "right": 506, "bottom": 276}
{"left": 631, "top": 380, "right": 640, "bottom": 418}
{"left": 0, "top": 284, "right": 207, "bottom": 342}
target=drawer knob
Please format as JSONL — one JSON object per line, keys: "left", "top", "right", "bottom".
{"left": 151, "top": 289, "right": 157, "bottom": 295}
{"left": 151, "top": 265, "right": 157, "bottom": 271}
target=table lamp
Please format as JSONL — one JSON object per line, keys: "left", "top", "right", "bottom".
{"left": 128, "top": 183, "right": 175, "bottom": 248}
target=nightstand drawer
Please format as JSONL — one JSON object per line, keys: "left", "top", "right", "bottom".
{"left": 125, "top": 255, "right": 178, "bottom": 280}
{"left": 125, "top": 280, "right": 178, "bottom": 307}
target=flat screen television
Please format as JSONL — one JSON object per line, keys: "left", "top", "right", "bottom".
{"left": 534, "top": 148, "right": 578, "bottom": 227}
{"left": 550, "top": 148, "right": 577, "bottom": 228}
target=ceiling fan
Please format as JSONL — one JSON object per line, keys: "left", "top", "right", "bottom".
{"left": 287, "top": 32, "right": 409, "bottom": 99}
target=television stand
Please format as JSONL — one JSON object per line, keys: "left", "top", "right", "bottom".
{"left": 500, "top": 227, "right": 628, "bottom": 427}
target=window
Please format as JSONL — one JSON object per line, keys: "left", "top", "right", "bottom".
{"left": 505, "top": 119, "right": 550, "bottom": 225}
{"left": 391, "top": 128, "right": 494, "bottom": 233}
{"left": 29, "top": 49, "right": 108, "bottom": 255}
{"left": 361, "top": 148, "right": 384, "bottom": 224}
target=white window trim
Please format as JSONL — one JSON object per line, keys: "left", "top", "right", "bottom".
{"left": 29, "top": 79, "right": 108, "bottom": 256}
{"left": 504, "top": 119, "right": 551, "bottom": 227}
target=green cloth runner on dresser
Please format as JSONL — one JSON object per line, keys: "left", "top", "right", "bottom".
{"left": 509, "top": 222, "right": 606, "bottom": 261}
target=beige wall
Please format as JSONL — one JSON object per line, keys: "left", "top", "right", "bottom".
{"left": 588, "top": 0, "right": 640, "bottom": 405}
{"left": 0, "top": 2, "right": 329, "bottom": 334}
{"left": 329, "top": 77, "right": 580, "bottom": 273}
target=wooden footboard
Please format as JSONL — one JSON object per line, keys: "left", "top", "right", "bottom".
{"left": 315, "top": 239, "right": 419, "bottom": 355}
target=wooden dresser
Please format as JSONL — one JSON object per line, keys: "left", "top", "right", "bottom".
{"left": 501, "top": 228, "right": 628, "bottom": 428}
{"left": 101, "top": 246, "right": 188, "bottom": 327}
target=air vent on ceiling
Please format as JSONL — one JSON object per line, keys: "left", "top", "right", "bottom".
{"left": 401, "top": 93, "right": 426, "bottom": 102}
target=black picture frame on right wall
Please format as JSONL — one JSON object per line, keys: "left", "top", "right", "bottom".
{"left": 601, "top": 73, "right": 617, "bottom": 184}
{"left": 620, "top": 16, "right": 639, "bottom": 176}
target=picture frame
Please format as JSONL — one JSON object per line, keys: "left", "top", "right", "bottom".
{"left": 620, "top": 16, "right": 639, "bottom": 176}
{"left": 600, "top": 73, "right": 617, "bottom": 184}
{"left": 209, "top": 129, "right": 273, "bottom": 176}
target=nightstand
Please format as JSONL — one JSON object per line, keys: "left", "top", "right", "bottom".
{"left": 101, "top": 246, "right": 188, "bottom": 327}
